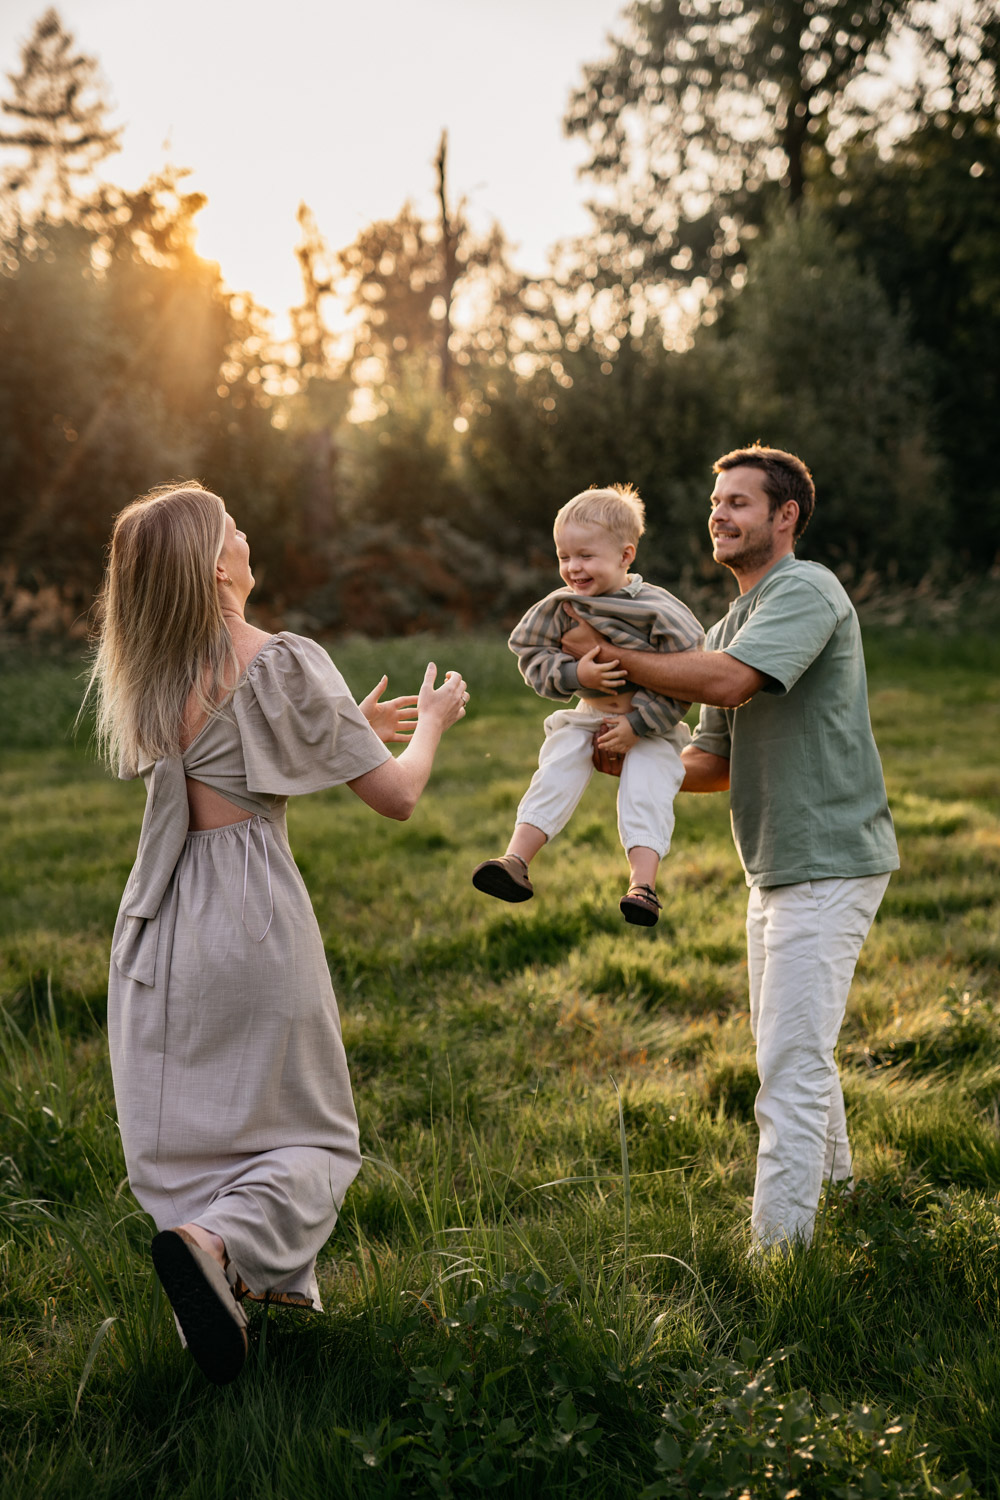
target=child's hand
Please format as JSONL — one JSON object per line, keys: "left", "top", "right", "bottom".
{"left": 577, "top": 646, "right": 628, "bottom": 692}
{"left": 596, "top": 714, "right": 639, "bottom": 757}
{"left": 359, "top": 675, "right": 420, "bottom": 742}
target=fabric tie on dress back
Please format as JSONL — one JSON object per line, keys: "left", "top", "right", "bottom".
{"left": 112, "top": 745, "right": 279, "bottom": 987}
{"left": 241, "top": 815, "right": 274, "bottom": 942}
{"left": 112, "top": 755, "right": 191, "bottom": 987}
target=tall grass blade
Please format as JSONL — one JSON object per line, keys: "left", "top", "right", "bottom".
{"left": 611, "top": 1074, "right": 630, "bottom": 1330}
{"left": 73, "top": 1315, "right": 117, "bottom": 1416}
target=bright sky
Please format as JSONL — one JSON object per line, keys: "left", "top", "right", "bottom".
{"left": 0, "top": 0, "right": 625, "bottom": 329}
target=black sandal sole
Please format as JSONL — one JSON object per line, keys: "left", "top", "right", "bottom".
{"left": 152, "top": 1231, "right": 248, "bottom": 1386}
{"left": 471, "top": 862, "right": 533, "bottom": 902}
{"left": 620, "top": 896, "right": 660, "bottom": 927}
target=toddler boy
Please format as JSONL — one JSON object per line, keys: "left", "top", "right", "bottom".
{"left": 472, "top": 485, "right": 703, "bottom": 925}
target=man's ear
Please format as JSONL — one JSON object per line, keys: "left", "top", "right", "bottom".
{"left": 778, "top": 500, "right": 799, "bottom": 536}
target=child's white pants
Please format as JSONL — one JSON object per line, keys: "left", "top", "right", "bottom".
{"left": 746, "top": 871, "right": 892, "bottom": 1250}
{"left": 516, "top": 705, "right": 687, "bottom": 857}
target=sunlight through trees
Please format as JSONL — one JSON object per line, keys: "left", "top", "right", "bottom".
{"left": 1, "top": 3, "right": 998, "bottom": 637}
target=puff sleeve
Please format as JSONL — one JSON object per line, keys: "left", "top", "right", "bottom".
{"left": 233, "top": 633, "right": 391, "bottom": 795}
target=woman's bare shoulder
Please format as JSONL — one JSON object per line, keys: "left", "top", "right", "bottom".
{"left": 230, "top": 621, "right": 276, "bottom": 673}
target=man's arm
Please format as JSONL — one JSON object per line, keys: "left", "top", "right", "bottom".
{"left": 562, "top": 617, "right": 765, "bottom": 709}
{"left": 680, "top": 744, "right": 731, "bottom": 793}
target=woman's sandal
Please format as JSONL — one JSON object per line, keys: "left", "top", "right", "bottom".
{"left": 231, "top": 1274, "right": 314, "bottom": 1309}
{"left": 619, "top": 883, "right": 662, "bottom": 927}
{"left": 151, "top": 1228, "right": 249, "bottom": 1386}
{"left": 471, "top": 853, "right": 534, "bottom": 902}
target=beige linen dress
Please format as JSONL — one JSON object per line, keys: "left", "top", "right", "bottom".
{"left": 107, "top": 633, "right": 390, "bottom": 1308}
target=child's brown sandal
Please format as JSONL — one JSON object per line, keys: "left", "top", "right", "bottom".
{"left": 619, "top": 883, "right": 661, "bottom": 927}
{"left": 471, "top": 853, "right": 534, "bottom": 903}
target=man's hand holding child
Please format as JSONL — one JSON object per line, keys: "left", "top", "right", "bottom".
{"left": 561, "top": 607, "right": 606, "bottom": 660}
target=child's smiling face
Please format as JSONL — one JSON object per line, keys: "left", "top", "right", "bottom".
{"left": 555, "top": 521, "right": 635, "bottom": 597}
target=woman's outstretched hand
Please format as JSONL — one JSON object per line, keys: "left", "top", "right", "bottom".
{"left": 347, "top": 664, "right": 468, "bottom": 819}
{"left": 360, "top": 676, "right": 420, "bottom": 743}
{"left": 418, "top": 663, "right": 469, "bottom": 732}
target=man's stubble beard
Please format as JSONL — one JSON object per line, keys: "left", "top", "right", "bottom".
{"left": 718, "top": 519, "right": 781, "bottom": 580}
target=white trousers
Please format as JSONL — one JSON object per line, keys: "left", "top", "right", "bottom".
{"left": 747, "top": 871, "right": 892, "bottom": 1249}
{"left": 516, "top": 706, "right": 687, "bottom": 858}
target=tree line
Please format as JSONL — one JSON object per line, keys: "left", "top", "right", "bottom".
{"left": 1, "top": 3, "right": 997, "bottom": 639}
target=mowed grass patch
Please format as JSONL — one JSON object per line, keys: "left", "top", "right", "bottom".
{"left": 0, "top": 627, "right": 997, "bottom": 1497}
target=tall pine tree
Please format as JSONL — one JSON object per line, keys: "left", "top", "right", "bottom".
{"left": 0, "top": 8, "right": 120, "bottom": 230}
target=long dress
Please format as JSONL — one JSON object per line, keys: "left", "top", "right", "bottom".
{"left": 107, "top": 632, "right": 390, "bottom": 1308}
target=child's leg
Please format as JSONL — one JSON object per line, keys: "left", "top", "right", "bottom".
{"left": 617, "top": 736, "right": 686, "bottom": 886}
{"left": 473, "top": 710, "right": 599, "bottom": 903}
{"left": 619, "top": 844, "right": 663, "bottom": 926}
{"left": 505, "top": 823, "right": 549, "bottom": 865}
{"left": 513, "top": 709, "right": 599, "bottom": 858}
{"left": 616, "top": 738, "right": 685, "bottom": 925}
{"left": 626, "top": 845, "right": 660, "bottom": 890}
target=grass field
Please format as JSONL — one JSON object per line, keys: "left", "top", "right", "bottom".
{"left": 1, "top": 627, "right": 999, "bottom": 1498}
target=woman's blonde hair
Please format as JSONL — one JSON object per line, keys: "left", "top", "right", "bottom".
{"left": 84, "top": 482, "right": 239, "bottom": 774}
{"left": 553, "top": 484, "right": 646, "bottom": 547}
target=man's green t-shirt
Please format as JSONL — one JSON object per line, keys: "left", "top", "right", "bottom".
{"left": 690, "top": 554, "right": 899, "bottom": 888}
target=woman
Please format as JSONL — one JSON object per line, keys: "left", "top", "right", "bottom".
{"left": 87, "top": 483, "right": 468, "bottom": 1385}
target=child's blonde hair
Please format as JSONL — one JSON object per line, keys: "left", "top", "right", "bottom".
{"left": 553, "top": 484, "right": 646, "bottom": 548}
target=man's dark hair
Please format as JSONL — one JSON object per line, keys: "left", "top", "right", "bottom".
{"left": 713, "top": 444, "right": 815, "bottom": 539}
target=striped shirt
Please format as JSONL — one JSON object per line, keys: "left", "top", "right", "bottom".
{"left": 508, "top": 574, "right": 705, "bottom": 736}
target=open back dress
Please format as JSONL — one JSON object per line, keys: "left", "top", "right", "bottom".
{"left": 107, "top": 632, "right": 390, "bottom": 1308}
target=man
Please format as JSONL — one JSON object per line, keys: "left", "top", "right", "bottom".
{"left": 562, "top": 444, "right": 898, "bottom": 1250}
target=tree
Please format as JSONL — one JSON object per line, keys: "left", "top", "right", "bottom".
{"left": 285, "top": 202, "right": 353, "bottom": 567}
{"left": 291, "top": 201, "right": 337, "bottom": 383}
{"left": 820, "top": 117, "right": 1000, "bottom": 566}
{"left": 0, "top": 167, "right": 291, "bottom": 613}
{"left": 875, "top": 0, "right": 999, "bottom": 136}
{"left": 338, "top": 367, "right": 471, "bottom": 528}
{"left": 798, "top": 0, "right": 1000, "bottom": 566}
{"left": 434, "top": 130, "right": 459, "bottom": 398}
{"left": 465, "top": 332, "right": 731, "bottom": 571}
{"left": 0, "top": 8, "right": 120, "bottom": 230}
{"left": 720, "top": 206, "right": 946, "bottom": 578}
{"left": 564, "top": 0, "right": 913, "bottom": 298}
{"left": 335, "top": 135, "right": 529, "bottom": 400}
